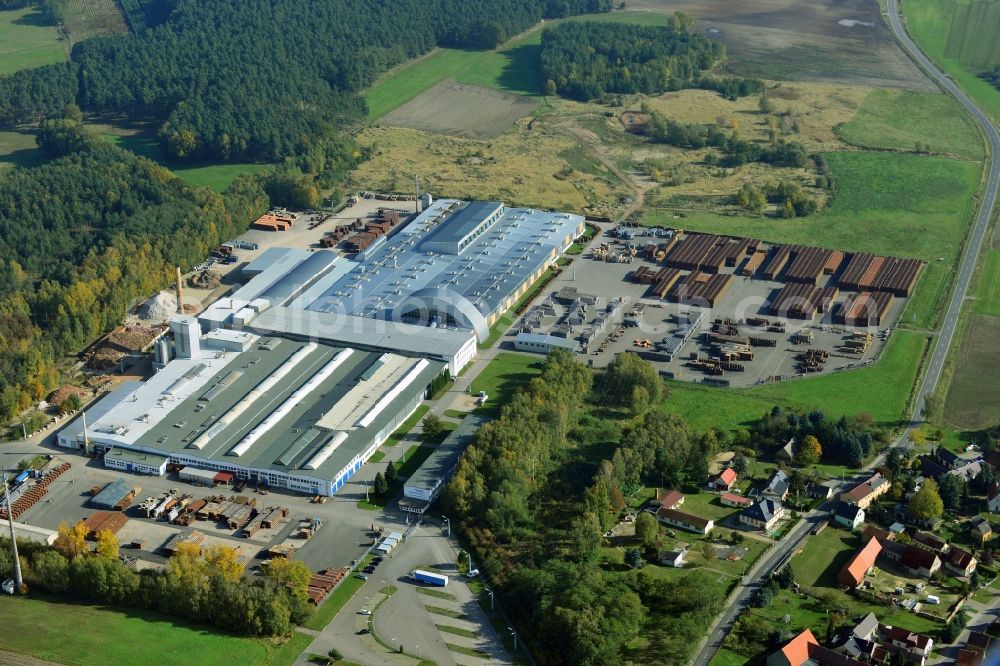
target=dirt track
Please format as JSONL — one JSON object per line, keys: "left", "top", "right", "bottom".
{"left": 626, "top": 0, "right": 935, "bottom": 91}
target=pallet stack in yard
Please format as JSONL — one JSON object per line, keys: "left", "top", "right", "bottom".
{"left": 1, "top": 463, "right": 71, "bottom": 520}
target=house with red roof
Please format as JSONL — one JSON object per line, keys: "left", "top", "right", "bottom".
{"left": 839, "top": 472, "right": 889, "bottom": 509}
{"left": 838, "top": 537, "right": 882, "bottom": 588}
{"left": 767, "top": 629, "right": 818, "bottom": 666}
{"left": 710, "top": 467, "right": 737, "bottom": 491}
{"left": 720, "top": 492, "right": 752, "bottom": 508}
{"left": 657, "top": 489, "right": 685, "bottom": 510}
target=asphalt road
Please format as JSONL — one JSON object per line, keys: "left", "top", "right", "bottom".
{"left": 690, "top": 2, "right": 1000, "bottom": 663}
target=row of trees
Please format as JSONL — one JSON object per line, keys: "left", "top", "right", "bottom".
{"left": 540, "top": 17, "right": 732, "bottom": 101}
{"left": 444, "top": 350, "right": 726, "bottom": 664}
{"left": 0, "top": 0, "right": 610, "bottom": 165}
{"left": 736, "top": 180, "right": 818, "bottom": 217}
{"left": 1, "top": 527, "right": 311, "bottom": 637}
{"left": 754, "top": 406, "right": 886, "bottom": 468}
{"left": 0, "top": 119, "right": 269, "bottom": 427}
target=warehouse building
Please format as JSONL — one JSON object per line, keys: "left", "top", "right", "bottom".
{"left": 514, "top": 332, "right": 580, "bottom": 355}
{"left": 200, "top": 199, "right": 584, "bottom": 345}
{"left": 58, "top": 327, "right": 445, "bottom": 497}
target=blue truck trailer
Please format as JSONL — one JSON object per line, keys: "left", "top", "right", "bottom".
{"left": 411, "top": 569, "right": 448, "bottom": 587}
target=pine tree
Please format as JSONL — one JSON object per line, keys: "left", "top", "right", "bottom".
{"left": 373, "top": 472, "right": 388, "bottom": 496}
{"left": 384, "top": 461, "right": 397, "bottom": 486}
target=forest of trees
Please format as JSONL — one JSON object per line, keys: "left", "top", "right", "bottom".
{"left": 0, "top": 118, "right": 268, "bottom": 426}
{"left": 0, "top": 0, "right": 610, "bottom": 164}
{"left": 0, "top": 531, "right": 310, "bottom": 637}
{"left": 444, "top": 351, "right": 725, "bottom": 665}
{"left": 539, "top": 17, "right": 760, "bottom": 101}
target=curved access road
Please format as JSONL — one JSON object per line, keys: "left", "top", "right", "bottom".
{"left": 690, "top": 4, "right": 1000, "bottom": 664}
{"left": 887, "top": 0, "right": 1000, "bottom": 422}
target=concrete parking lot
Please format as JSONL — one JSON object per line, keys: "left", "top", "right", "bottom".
{"left": 495, "top": 231, "right": 907, "bottom": 387}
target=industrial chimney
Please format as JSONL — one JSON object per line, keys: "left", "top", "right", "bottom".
{"left": 175, "top": 266, "right": 184, "bottom": 314}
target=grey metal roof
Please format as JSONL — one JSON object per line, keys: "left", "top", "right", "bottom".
{"left": 405, "top": 414, "right": 486, "bottom": 493}
{"left": 422, "top": 201, "right": 502, "bottom": 248}
{"left": 249, "top": 306, "right": 475, "bottom": 362}
{"left": 515, "top": 332, "right": 580, "bottom": 351}
{"left": 243, "top": 247, "right": 311, "bottom": 277}
{"left": 258, "top": 251, "right": 339, "bottom": 307}
{"left": 104, "top": 448, "right": 169, "bottom": 466}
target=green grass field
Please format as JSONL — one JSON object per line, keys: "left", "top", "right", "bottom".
{"left": 0, "top": 7, "right": 64, "bottom": 76}
{"left": 469, "top": 353, "right": 543, "bottom": 416}
{"left": 906, "top": 0, "right": 1000, "bottom": 126}
{"left": 0, "top": 595, "right": 310, "bottom": 665}
{"left": 836, "top": 89, "right": 984, "bottom": 159}
{"left": 646, "top": 151, "right": 980, "bottom": 330}
{"left": 974, "top": 250, "right": 1000, "bottom": 315}
{"left": 363, "top": 11, "right": 670, "bottom": 120}
{"left": 102, "top": 129, "right": 269, "bottom": 192}
{"left": 0, "top": 128, "right": 47, "bottom": 171}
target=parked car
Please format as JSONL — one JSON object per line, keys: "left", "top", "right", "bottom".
{"left": 354, "top": 573, "right": 368, "bottom": 581}
{"left": 466, "top": 569, "right": 480, "bottom": 578}
{"left": 356, "top": 628, "right": 369, "bottom": 635}
{"left": 358, "top": 609, "right": 372, "bottom": 616}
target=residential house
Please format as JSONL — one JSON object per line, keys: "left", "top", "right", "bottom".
{"left": 944, "top": 546, "right": 978, "bottom": 577}
{"left": 655, "top": 507, "right": 714, "bottom": 535}
{"left": 970, "top": 517, "right": 993, "bottom": 544}
{"left": 762, "top": 470, "right": 790, "bottom": 502}
{"left": 767, "top": 629, "right": 817, "bottom": 666}
{"left": 806, "top": 482, "right": 834, "bottom": 500}
{"left": 959, "top": 632, "right": 994, "bottom": 666}
{"left": 660, "top": 547, "right": 686, "bottom": 568}
{"left": 768, "top": 629, "right": 865, "bottom": 666}
{"left": 884, "top": 626, "right": 934, "bottom": 661}
{"left": 889, "top": 522, "right": 906, "bottom": 535}
{"left": 710, "top": 467, "right": 737, "bottom": 491}
{"left": 863, "top": 525, "right": 893, "bottom": 545}
{"left": 912, "top": 530, "right": 949, "bottom": 555}
{"left": 776, "top": 438, "right": 796, "bottom": 464}
{"left": 840, "top": 472, "right": 889, "bottom": 509}
{"left": 831, "top": 613, "right": 879, "bottom": 661}
{"left": 833, "top": 502, "right": 865, "bottom": 530}
{"left": 988, "top": 484, "right": 1000, "bottom": 514}
{"left": 949, "top": 460, "right": 982, "bottom": 482}
{"left": 658, "top": 489, "right": 685, "bottom": 510}
{"left": 983, "top": 450, "right": 1000, "bottom": 473}
{"left": 879, "top": 539, "right": 906, "bottom": 563}
{"left": 720, "top": 492, "right": 753, "bottom": 508}
{"left": 935, "top": 446, "right": 961, "bottom": 469}
{"left": 741, "top": 498, "right": 786, "bottom": 531}
{"left": 900, "top": 545, "right": 942, "bottom": 578}
{"left": 838, "top": 537, "right": 883, "bottom": 588}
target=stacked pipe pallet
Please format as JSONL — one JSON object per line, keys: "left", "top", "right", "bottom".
{"left": 670, "top": 271, "right": 733, "bottom": 307}
{"left": 769, "top": 283, "right": 821, "bottom": 319}
{"left": 307, "top": 567, "right": 349, "bottom": 605}
{"left": 784, "top": 246, "right": 843, "bottom": 285}
{"left": 739, "top": 250, "right": 766, "bottom": 277}
{"left": 1, "top": 462, "right": 71, "bottom": 520}
{"left": 833, "top": 292, "right": 894, "bottom": 326}
{"left": 90, "top": 477, "right": 138, "bottom": 511}
{"left": 83, "top": 510, "right": 128, "bottom": 540}
{"left": 762, "top": 245, "right": 793, "bottom": 280}
{"left": 838, "top": 253, "right": 886, "bottom": 291}
{"left": 870, "top": 257, "right": 923, "bottom": 297}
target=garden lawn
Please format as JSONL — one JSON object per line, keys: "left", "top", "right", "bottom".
{"left": 0, "top": 7, "right": 64, "bottom": 76}
{"left": 791, "top": 525, "right": 860, "bottom": 587}
{"left": 677, "top": 491, "right": 742, "bottom": 522}
{"left": 0, "top": 594, "right": 308, "bottom": 665}
{"left": 837, "top": 88, "right": 983, "bottom": 160}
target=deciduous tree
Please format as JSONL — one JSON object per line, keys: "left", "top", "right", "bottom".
{"left": 909, "top": 478, "right": 944, "bottom": 521}
{"left": 53, "top": 521, "right": 88, "bottom": 559}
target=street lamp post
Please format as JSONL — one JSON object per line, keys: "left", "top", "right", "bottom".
{"left": 3, "top": 469, "right": 23, "bottom": 592}
{"left": 441, "top": 515, "right": 450, "bottom": 538}
{"left": 485, "top": 588, "right": 495, "bottom": 611}
{"left": 509, "top": 628, "right": 518, "bottom": 652}
{"left": 416, "top": 644, "right": 421, "bottom": 659}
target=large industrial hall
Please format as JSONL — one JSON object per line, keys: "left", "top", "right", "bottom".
{"left": 55, "top": 198, "right": 583, "bottom": 496}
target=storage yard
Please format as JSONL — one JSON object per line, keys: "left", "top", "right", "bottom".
{"left": 8, "top": 453, "right": 395, "bottom": 579}
{"left": 512, "top": 227, "right": 921, "bottom": 387}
